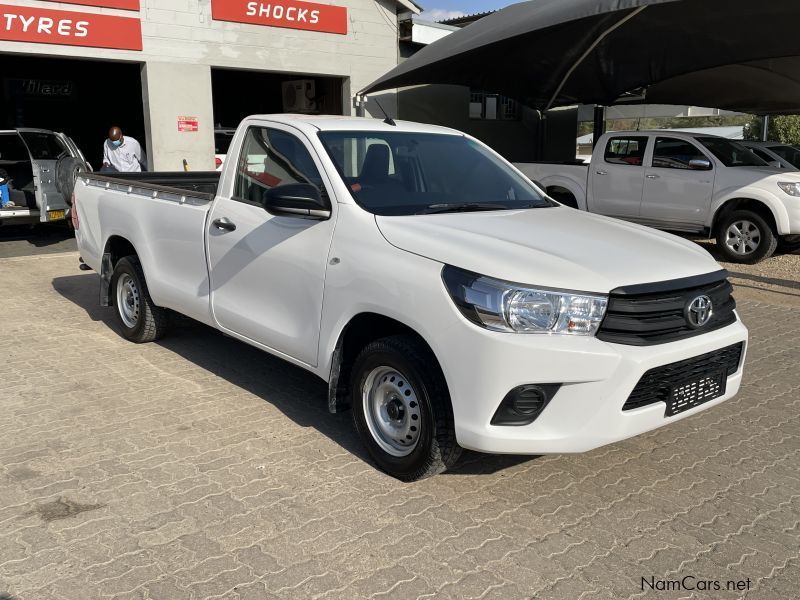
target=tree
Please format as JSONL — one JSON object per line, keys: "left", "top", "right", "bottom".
{"left": 745, "top": 115, "right": 800, "bottom": 144}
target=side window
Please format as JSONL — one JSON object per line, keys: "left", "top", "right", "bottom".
{"left": 652, "top": 137, "right": 712, "bottom": 170}
{"left": 19, "top": 132, "right": 69, "bottom": 160}
{"left": 604, "top": 136, "right": 648, "bottom": 166}
{"left": 749, "top": 148, "right": 774, "bottom": 164}
{"left": 233, "top": 127, "right": 325, "bottom": 204}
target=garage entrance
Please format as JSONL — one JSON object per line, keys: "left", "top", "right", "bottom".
{"left": 211, "top": 68, "right": 345, "bottom": 128}
{"left": 0, "top": 55, "right": 145, "bottom": 169}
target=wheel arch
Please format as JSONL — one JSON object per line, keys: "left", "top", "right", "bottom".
{"left": 100, "top": 235, "right": 141, "bottom": 307}
{"left": 539, "top": 175, "right": 586, "bottom": 210}
{"left": 326, "top": 312, "right": 444, "bottom": 414}
{"left": 711, "top": 198, "right": 779, "bottom": 236}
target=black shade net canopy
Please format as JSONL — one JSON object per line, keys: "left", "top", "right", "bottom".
{"left": 362, "top": 0, "right": 800, "bottom": 114}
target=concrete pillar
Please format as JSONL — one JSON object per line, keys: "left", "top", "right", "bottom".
{"left": 141, "top": 62, "right": 215, "bottom": 171}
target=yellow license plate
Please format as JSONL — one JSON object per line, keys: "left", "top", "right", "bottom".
{"left": 48, "top": 210, "right": 66, "bottom": 220}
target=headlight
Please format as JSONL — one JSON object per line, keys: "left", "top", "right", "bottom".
{"left": 778, "top": 182, "right": 800, "bottom": 197}
{"left": 442, "top": 265, "right": 608, "bottom": 335}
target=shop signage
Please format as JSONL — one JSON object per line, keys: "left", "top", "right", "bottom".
{"left": 0, "top": 4, "right": 142, "bottom": 50}
{"left": 212, "top": 0, "right": 347, "bottom": 36}
{"left": 38, "top": 0, "right": 140, "bottom": 10}
{"left": 178, "top": 116, "right": 199, "bottom": 132}
{"left": 8, "top": 78, "right": 74, "bottom": 97}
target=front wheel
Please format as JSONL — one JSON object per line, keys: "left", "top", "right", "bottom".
{"left": 110, "top": 256, "right": 169, "bottom": 343}
{"left": 351, "top": 335, "right": 461, "bottom": 481}
{"left": 715, "top": 210, "right": 777, "bottom": 264}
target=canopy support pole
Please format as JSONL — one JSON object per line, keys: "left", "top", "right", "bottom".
{"left": 593, "top": 105, "right": 606, "bottom": 148}
{"left": 544, "top": 6, "right": 647, "bottom": 112}
{"left": 762, "top": 115, "right": 770, "bottom": 141}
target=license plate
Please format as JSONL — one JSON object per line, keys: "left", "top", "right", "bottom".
{"left": 666, "top": 370, "right": 726, "bottom": 417}
{"left": 47, "top": 210, "right": 66, "bottom": 221}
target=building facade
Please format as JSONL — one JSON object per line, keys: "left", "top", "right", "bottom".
{"left": 0, "top": 0, "right": 416, "bottom": 170}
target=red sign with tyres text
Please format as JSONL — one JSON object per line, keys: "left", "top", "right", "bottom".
{"left": 212, "top": 0, "right": 347, "bottom": 36}
{"left": 178, "top": 116, "right": 199, "bottom": 132}
{"left": 0, "top": 4, "right": 142, "bottom": 50}
{"left": 38, "top": 0, "right": 140, "bottom": 10}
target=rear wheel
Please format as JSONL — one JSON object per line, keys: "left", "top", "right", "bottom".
{"left": 715, "top": 210, "right": 777, "bottom": 264}
{"left": 351, "top": 335, "right": 461, "bottom": 481}
{"left": 110, "top": 256, "right": 169, "bottom": 343}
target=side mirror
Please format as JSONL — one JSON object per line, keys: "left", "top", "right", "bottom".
{"left": 263, "top": 183, "right": 331, "bottom": 219}
{"left": 768, "top": 160, "right": 783, "bottom": 168}
{"left": 689, "top": 158, "right": 712, "bottom": 170}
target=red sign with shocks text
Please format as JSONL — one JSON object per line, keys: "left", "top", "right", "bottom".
{"left": 0, "top": 4, "right": 142, "bottom": 50}
{"left": 212, "top": 0, "right": 347, "bottom": 36}
{"left": 38, "top": 0, "right": 140, "bottom": 11}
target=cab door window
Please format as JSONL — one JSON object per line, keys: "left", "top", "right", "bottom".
{"left": 652, "top": 137, "right": 712, "bottom": 170}
{"left": 233, "top": 127, "right": 325, "bottom": 205}
{"left": 603, "top": 136, "right": 648, "bottom": 166}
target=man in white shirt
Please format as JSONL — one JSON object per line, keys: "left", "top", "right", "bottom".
{"left": 103, "top": 126, "right": 147, "bottom": 172}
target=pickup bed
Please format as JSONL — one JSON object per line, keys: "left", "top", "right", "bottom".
{"left": 75, "top": 115, "right": 749, "bottom": 481}
{"left": 515, "top": 130, "right": 800, "bottom": 263}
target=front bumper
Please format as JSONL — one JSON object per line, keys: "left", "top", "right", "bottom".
{"left": 438, "top": 316, "right": 748, "bottom": 455}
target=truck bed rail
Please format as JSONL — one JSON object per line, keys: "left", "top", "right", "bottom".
{"left": 80, "top": 172, "right": 219, "bottom": 206}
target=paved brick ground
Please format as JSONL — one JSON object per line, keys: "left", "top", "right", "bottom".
{"left": 1, "top": 252, "right": 798, "bottom": 600}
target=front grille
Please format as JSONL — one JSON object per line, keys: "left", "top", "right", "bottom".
{"left": 597, "top": 275, "right": 737, "bottom": 346}
{"left": 623, "top": 342, "right": 744, "bottom": 412}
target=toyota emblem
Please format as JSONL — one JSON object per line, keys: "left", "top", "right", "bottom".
{"left": 686, "top": 295, "right": 713, "bottom": 328}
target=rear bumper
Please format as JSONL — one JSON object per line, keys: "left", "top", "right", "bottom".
{"left": 441, "top": 317, "right": 749, "bottom": 455}
{"left": 0, "top": 208, "right": 39, "bottom": 224}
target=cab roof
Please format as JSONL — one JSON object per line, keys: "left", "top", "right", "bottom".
{"left": 244, "top": 114, "right": 464, "bottom": 136}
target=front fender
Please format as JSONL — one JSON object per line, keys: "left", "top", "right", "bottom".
{"left": 709, "top": 187, "right": 790, "bottom": 234}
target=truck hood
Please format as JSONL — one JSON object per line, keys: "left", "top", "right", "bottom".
{"left": 375, "top": 206, "right": 722, "bottom": 293}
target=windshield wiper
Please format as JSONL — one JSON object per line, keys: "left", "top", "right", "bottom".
{"left": 419, "top": 203, "right": 511, "bottom": 215}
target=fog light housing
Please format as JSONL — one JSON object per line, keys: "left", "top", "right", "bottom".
{"left": 491, "top": 384, "right": 561, "bottom": 426}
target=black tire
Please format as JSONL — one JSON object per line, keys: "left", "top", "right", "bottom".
{"left": 777, "top": 235, "right": 800, "bottom": 254}
{"left": 56, "top": 156, "right": 87, "bottom": 204}
{"left": 715, "top": 210, "right": 777, "bottom": 264}
{"left": 110, "top": 256, "right": 169, "bottom": 343}
{"left": 351, "top": 335, "right": 461, "bottom": 481}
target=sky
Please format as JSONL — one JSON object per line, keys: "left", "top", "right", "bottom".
{"left": 420, "top": 0, "right": 517, "bottom": 22}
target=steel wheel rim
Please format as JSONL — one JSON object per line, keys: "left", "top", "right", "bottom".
{"left": 725, "top": 220, "right": 761, "bottom": 255}
{"left": 362, "top": 366, "right": 422, "bottom": 457}
{"left": 116, "top": 273, "right": 140, "bottom": 329}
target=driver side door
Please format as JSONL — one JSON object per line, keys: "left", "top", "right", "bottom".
{"left": 206, "top": 124, "right": 337, "bottom": 367}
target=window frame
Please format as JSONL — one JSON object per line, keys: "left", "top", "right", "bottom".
{"left": 603, "top": 136, "right": 649, "bottom": 167}
{"left": 231, "top": 125, "right": 327, "bottom": 207}
{"left": 650, "top": 136, "right": 714, "bottom": 171}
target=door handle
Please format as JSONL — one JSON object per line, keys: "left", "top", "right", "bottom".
{"left": 595, "top": 170, "right": 608, "bottom": 176}
{"left": 212, "top": 217, "right": 236, "bottom": 232}
{"left": 646, "top": 174, "right": 660, "bottom": 179}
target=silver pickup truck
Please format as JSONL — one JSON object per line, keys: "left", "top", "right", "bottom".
{"left": 0, "top": 128, "right": 89, "bottom": 227}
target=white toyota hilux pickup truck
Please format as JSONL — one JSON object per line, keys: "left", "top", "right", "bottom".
{"left": 516, "top": 130, "right": 800, "bottom": 264}
{"left": 74, "top": 115, "right": 749, "bottom": 481}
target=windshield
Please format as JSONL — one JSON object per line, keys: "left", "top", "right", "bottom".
{"left": 317, "top": 131, "right": 550, "bottom": 216}
{"left": 697, "top": 137, "right": 767, "bottom": 167}
{"left": 768, "top": 144, "right": 800, "bottom": 169}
